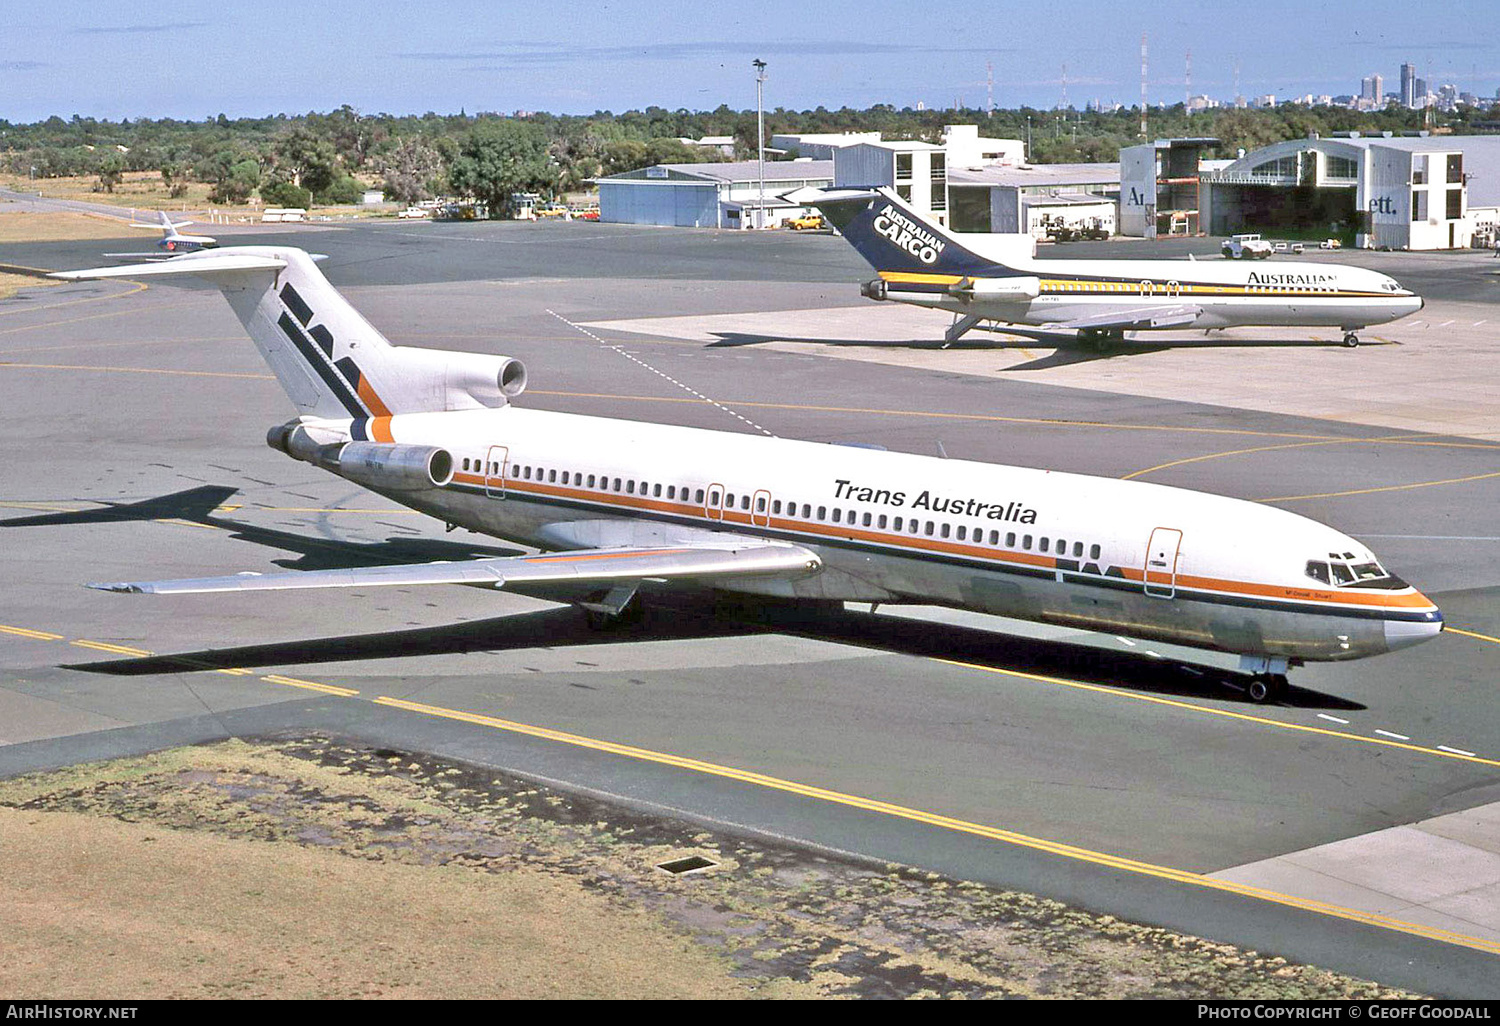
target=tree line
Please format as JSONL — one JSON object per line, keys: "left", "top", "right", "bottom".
{"left": 1, "top": 100, "right": 1494, "bottom": 215}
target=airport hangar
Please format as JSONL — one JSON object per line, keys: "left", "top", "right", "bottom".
{"left": 1197, "top": 133, "right": 1500, "bottom": 249}
{"left": 597, "top": 159, "right": 833, "bottom": 229}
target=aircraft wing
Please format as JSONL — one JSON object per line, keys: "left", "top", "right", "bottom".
{"left": 1044, "top": 304, "right": 1203, "bottom": 332}
{"left": 88, "top": 539, "right": 822, "bottom": 595}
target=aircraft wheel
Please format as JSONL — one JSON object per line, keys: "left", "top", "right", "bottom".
{"left": 1246, "top": 673, "right": 1288, "bottom": 703}
{"left": 1343, "top": 332, "right": 1360, "bottom": 348}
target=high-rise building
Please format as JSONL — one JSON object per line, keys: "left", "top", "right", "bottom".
{"left": 1401, "top": 62, "right": 1417, "bottom": 107}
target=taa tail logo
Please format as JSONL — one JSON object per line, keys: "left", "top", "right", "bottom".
{"left": 872, "top": 204, "right": 946, "bottom": 264}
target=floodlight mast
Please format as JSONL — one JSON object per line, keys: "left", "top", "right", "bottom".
{"left": 754, "top": 58, "right": 767, "bottom": 229}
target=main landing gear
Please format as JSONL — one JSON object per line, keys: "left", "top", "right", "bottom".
{"left": 1080, "top": 328, "right": 1125, "bottom": 353}
{"left": 1239, "top": 655, "right": 1291, "bottom": 703}
{"left": 1342, "top": 331, "right": 1361, "bottom": 348}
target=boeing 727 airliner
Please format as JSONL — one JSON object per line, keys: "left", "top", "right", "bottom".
{"left": 53, "top": 248, "right": 1442, "bottom": 701}
{"left": 788, "top": 186, "right": 1423, "bottom": 348}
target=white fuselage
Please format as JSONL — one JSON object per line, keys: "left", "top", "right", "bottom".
{"left": 877, "top": 254, "right": 1423, "bottom": 332}
{"left": 314, "top": 406, "right": 1442, "bottom": 665}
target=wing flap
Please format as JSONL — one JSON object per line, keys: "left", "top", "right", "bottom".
{"left": 1047, "top": 304, "right": 1202, "bottom": 332}
{"left": 88, "top": 541, "right": 822, "bottom": 595}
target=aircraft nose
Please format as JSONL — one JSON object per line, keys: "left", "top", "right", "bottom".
{"left": 1384, "top": 606, "right": 1443, "bottom": 652}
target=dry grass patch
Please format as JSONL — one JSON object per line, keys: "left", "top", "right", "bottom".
{"left": 0, "top": 211, "right": 142, "bottom": 244}
{"left": 0, "top": 738, "right": 1426, "bottom": 1000}
{"left": 0, "top": 271, "right": 61, "bottom": 301}
{"left": 0, "top": 171, "right": 237, "bottom": 214}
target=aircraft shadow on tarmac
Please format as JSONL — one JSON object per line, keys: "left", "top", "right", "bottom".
{"left": 13, "top": 485, "right": 1363, "bottom": 711}
{"left": 703, "top": 331, "right": 1375, "bottom": 372}
{"left": 62, "top": 590, "right": 1365, "bottom": 712}
{"left": 0, "top": 484, "right": 527, "bottom": 570}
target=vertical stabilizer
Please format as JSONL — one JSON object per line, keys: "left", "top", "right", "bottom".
{"left": 52, "top": 247, "right": 526, "bottom": 418}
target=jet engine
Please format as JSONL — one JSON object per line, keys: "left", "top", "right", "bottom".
{"left": 337, "top": 442, "right": 455, "bottom": 491}
{"left": 391, "top": 348, "right": 528, "bottom": 410}
{"left": 947, "top": 276, "right": 1041, "bottom": 302}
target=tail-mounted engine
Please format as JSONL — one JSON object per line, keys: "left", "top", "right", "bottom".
{"left": 391, "top": 348, "right": 527, "bottom": 411}
{"left": 267, "top": 423, "right": 453, "bottom": 492}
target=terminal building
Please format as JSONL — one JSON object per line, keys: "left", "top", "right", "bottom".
{"left": 1199, "top": 133, "right": 1500, "bottom": 249}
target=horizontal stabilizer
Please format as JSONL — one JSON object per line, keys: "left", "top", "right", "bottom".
{"left": 51, "top": 253, "right": 287, "bottom": 281}
{"left": 89, "top": 540, "right": 823, "bottom": 595}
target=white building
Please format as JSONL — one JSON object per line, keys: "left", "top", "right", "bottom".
{"left": 830, "top": 126, "right": 1026, "bottom": 227}
{"left": 1199, "top": 133, "right": 1500, "bottom": 249}
{"left": 945, "top": 163, "right": 1119, "bottom": 236}
{"left": 597, "top": 160, "right": 833, "bottom": 229}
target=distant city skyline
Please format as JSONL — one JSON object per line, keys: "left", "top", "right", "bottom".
{"left": 2, "top": 0, "right": 1498, "bottom": 122}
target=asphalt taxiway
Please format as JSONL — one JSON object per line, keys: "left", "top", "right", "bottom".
{"left": 0, "top": 215, "right": 1497, "bottom": 994}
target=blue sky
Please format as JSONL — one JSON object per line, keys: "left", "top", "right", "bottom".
{"left": 3, "top": 0, "right": 1497, "bottom": 122}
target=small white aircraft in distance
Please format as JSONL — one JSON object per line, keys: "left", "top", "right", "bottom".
{"left": 787, "top": 186, "right": 1423, "bottom": 349}
{"left": 52, "top": 248, "right": 1442, "bottom": 701}
{"left": 110, "top": 210, "right": 219, "bottom": 259}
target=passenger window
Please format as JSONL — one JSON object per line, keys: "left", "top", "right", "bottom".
{"left": 1023, "top": 535, "right": 1033, "bottom": 549}
{"left": 893, "top": 517, "right": 903, "bottom": 531}
{"left": 989, "top": 530, "right": 999, "bottom": 545}
{"left": 1073, "top": 542, "right": 1083, "bottom": 557}
{"left": 1055, "top": 538, "right": 1065, "bottom": 554}
{"left": 462, "top": 458, "right": 470, "bottom": 471}
{"left": 655, "top": 484, "right": 663, "bottom": 498}
{"left": 772, "top": 500, "right": 781, "bottom": 514}
{"left": 1040, "top": 537, "right": 1050, "bottom": 553}
{"left": 832, "top": 509, "right": 842, "bottom": 523}
{"left": 801, "top": 503, "right": 811, "bottom": 518}
{"left": 725, "top": 493, "right": 735, "bottom": 506}
{"left": 1089, "top": 544, "right": 1100, "bottom": 559}
{"left": 925, "top": 521, "right": 934, "bottom": 536}
{"left": 817, "top": 506, "right": 826, "bottom": 520}
{"left": 1006, "top": 532, "right": 1016, "bottom": 547}
{"left": 1305, "top": 561, "right": 1331, "bottom": 585}
{"left": 744, "top": 496, "right": 752, "bottom": 511}
{"left": 588, "top": 474, "right": 596, "bottom": 488}
{"left": 878, "top": 515, "right": 887, "bottom": 529}
{"left": 956, "top": 526, "right": 966, "bottom": 541}
{"left": 561, "top": 471, "right": 570, "bottom": 484}
{"left": 695, "top": 488, "right": 704, "bottom": 502}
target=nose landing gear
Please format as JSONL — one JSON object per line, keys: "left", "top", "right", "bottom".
{"left": 1239, "top": 654, "right": 1292, "bottom": 703}
{"left": 1246, "top": 673, "right": 1290, "bottom": 703}
{"left": 1342, "top": 331, "right": 1361, "bottom": 348}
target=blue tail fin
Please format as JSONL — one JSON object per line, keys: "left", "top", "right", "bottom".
{"left": 792, "top": 186, "right": 1001, "bottom": 276}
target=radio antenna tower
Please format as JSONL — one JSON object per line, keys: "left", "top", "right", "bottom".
{"left": 1234, "top": 57, "right": 1242, "bottom": 106}
{"left": 986, "top": 60, "right": 994, "bottom": 116}
{"left": 1185, "top": 49, "right": 1192, "bottom": 106}
{"left": 1061, "top": 62, "right": 1068, "bottom": 109}
{"left": 1140, "top": 33, "right": 1149, "bottom": 137}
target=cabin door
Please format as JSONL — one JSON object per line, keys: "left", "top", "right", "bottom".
{"left": 484, "top": 445, "right": 509, "bottom": 498}
{"left": 705, "top": 482, "right": 726, "bottom": 521}
{"left": 1143, "top": 527, "right": 1183, "bottom": 598}
{"left": 751, "top": 489, "right": 772, "bottom": 528}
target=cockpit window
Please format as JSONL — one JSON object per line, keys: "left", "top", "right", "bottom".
{"left": 1310, "top": 555, "right": 1393, "bottom": 588}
